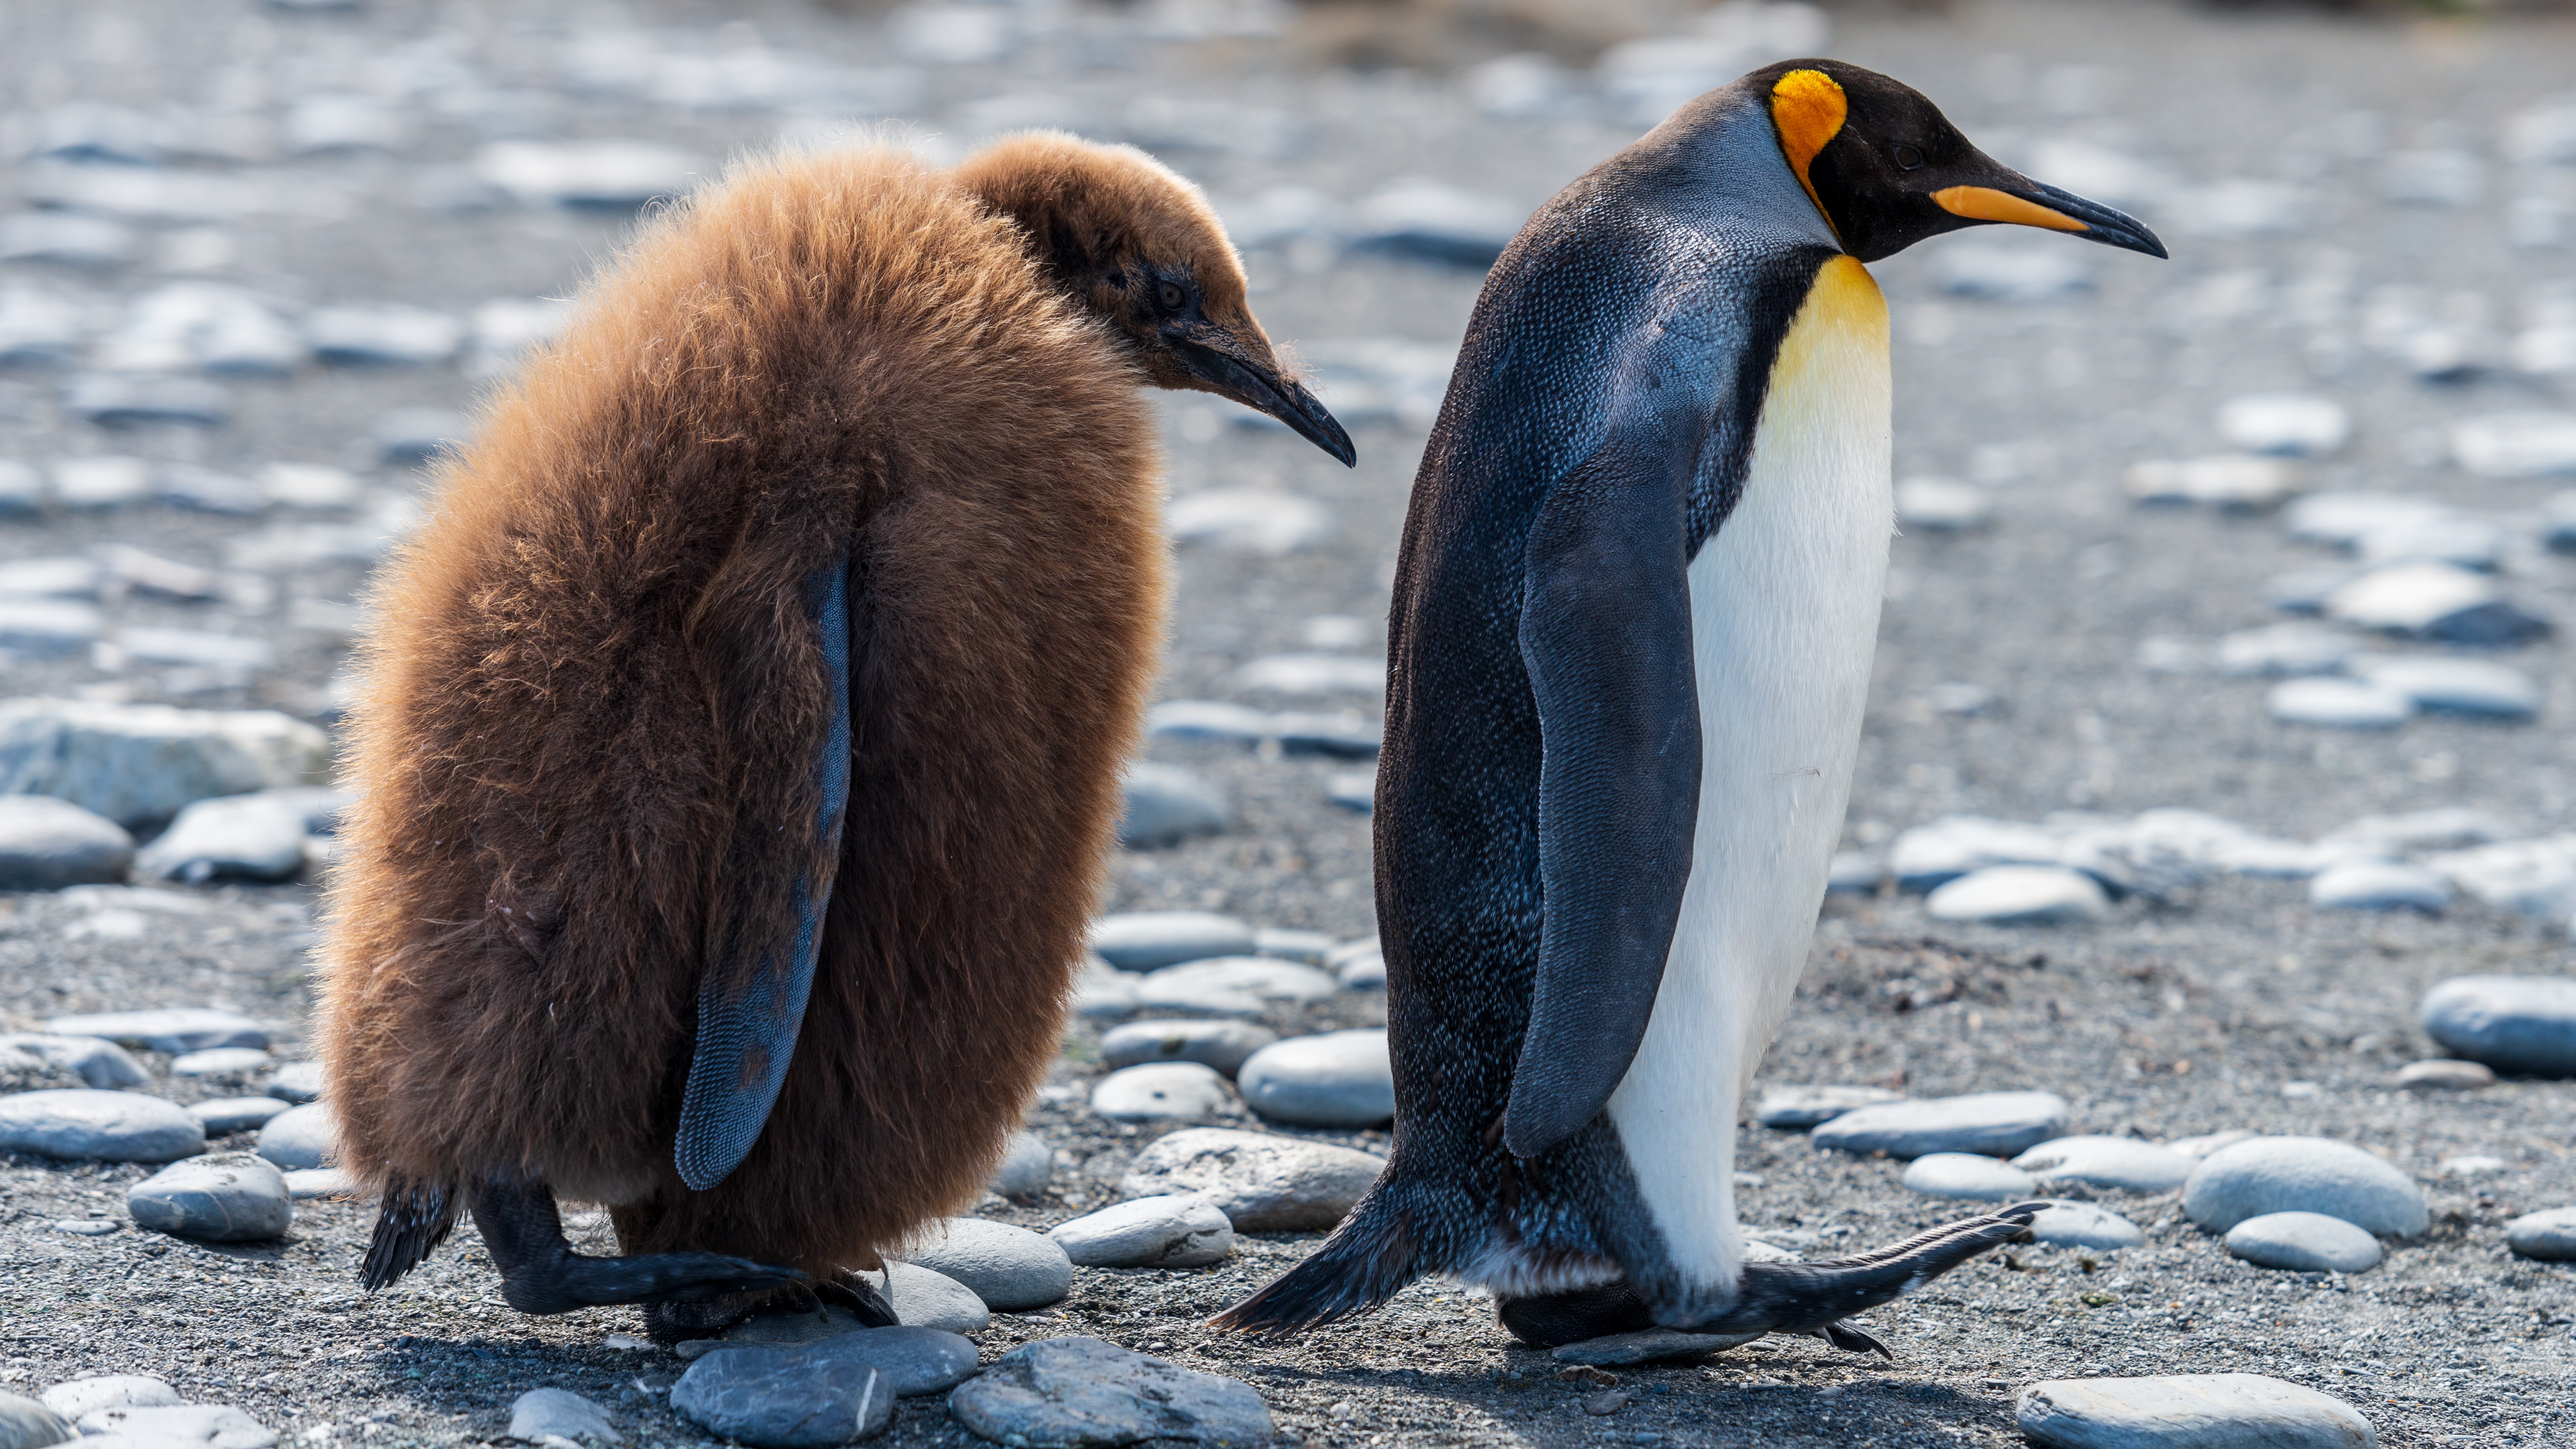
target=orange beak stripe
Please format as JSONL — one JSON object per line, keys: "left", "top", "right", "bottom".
{"left": 1932, "top": 185, "right": 2090, "bottom": 233}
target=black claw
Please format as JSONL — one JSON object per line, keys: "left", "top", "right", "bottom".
{"left": 1816, "top": 1318, "right": 1892, "bottom": 1358}
{"left": 814, "top": 1268, "right": 901, "bottom": 1328}
{"left": 1687, "top": 1206, "right": 2040, "bottom": 1339}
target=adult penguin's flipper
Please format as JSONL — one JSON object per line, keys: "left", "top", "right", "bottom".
{"left": 1502, "top": 436, "right": 1703, "bottom": 1161}
{"left": 674, "top": 562, "right": 855, "bottom": 1191}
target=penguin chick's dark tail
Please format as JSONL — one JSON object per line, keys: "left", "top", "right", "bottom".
{"left": 360, "top": 1177, "right": 462, "bottom": 1291}
{"left": 1209, "top": 1192, "right": 1423, "bottom": 1336}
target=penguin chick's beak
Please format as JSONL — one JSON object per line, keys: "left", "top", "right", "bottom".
{"left": 1931, "top": 179, "right": 2167, "bottom": 259}
{"left": 1169, "top": 331, "right": 1359, "bottom": 467}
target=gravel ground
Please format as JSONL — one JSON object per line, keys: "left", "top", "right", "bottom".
{"left": 2, "top": 0, "right": 2574, "bottom": 1446}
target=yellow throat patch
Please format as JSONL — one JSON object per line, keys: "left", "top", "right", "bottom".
{"left": 1769, "top": 68, "right": 1848, "bottom": 236}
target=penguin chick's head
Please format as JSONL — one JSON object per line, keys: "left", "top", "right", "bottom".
{"left": 952, "top": 132, "right": 1355, "bottom": 466}
{"left": 1751, "top": 60, "right": 2166, "bottom": 265}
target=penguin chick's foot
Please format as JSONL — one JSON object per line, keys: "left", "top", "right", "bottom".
{"left": 1494, "top": 1203, "right": 2042, "bottom": 1354}
{"left": 467, "top": 1175, "right": 802, "bottom": 1317}
{"left": 643, "top": 1266, "right": 900, "bottom": 1344}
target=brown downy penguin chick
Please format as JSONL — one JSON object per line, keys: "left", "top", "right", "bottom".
{"left": 320, "top": 132, "right": 1352, "bottom": 1339}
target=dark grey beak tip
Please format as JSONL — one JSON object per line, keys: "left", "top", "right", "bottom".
{"left": 2027, "top": 180, "right": 2168, "bottom": 260}
{"left": 1174, "top": 334, "right": 1359, "bottom": 467}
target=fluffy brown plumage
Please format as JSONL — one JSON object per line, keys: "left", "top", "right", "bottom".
{"left": 318, "top": 133, "right": 1342, "bottom": 1326}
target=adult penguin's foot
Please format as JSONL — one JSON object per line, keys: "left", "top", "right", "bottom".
{"left": 466, "top": 1175, "right": 801, "bottom": 1321}
{"left": 1692, "top": 1202, "right": 2048, "bottom": 1354}
{"left": 1495, "top": 1282, "right": 1656, "bottom": 1347}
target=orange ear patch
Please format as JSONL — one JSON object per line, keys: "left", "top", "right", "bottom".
{"left": 1770, "top": 68, "right": 1847, "bottom": 228}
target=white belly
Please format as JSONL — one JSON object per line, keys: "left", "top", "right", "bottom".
{"left": 1603, "top": 255, "right": 1891, "bottom": 1303}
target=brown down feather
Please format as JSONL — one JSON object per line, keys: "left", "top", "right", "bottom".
{"left": 317, "top": 133, "right": 1243, "bottom": 1281}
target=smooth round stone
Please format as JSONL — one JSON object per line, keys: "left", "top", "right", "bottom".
{"left": 1117, "top": 764, "right": 1228, "bottom": 849}
{"left": 1134, "top": 957, "right": 1340, "bottom": 1017}
{"left": 127, "top": 1152, "right": 290, "bottom": 1242}
{"left": 859, "top": 1261, "right": 986, "bottom": 1334}
{"left": 1252, "top": 928, "right": 1337, "bottom": 965}
{"left": 42, "top": 1008, "right": 266, "bottom": 1055}
{"left": 1811, "top": 1091, "right": 2070, "bottom": 1160}
{"left": 693, "top": 1324, "right": 976, "bottom": 1400}
{"left": 2225, "top": 1211, "right": 2382, "bottom": 1273}
{"left": 0, "top": 797, "right": 133, "bottom": 889}
{"left": 476, "top": 140, "right": 703, "bottom": 209}
{"left": 1068, "top": 959, "right": 1137, "bottom": 1021}
{"left": 1087, "top": 911, "right": 1255, "bottom": 971}
{"left": 189, "top": 1097, "right": 290, "bottom": 1135}
{"left": 0, "top": 1034, "right": 145, "bottom": 1089}
{"left": 1117, "top": 1128, "right": 1385, "bottom": 1231}
{"left": 2212, "top": 622, "right": 2355, "bottom": 677}
{"left": 2017, "top": 1374, "right": 2374, "bottom": 1449}
{"left": 2012, "top": 1137, "right": 2196, "bottom": 1193}
{"left": 2217, "top": 393, "right": 2350, "bottom": 457}
{"left": 1902, "top": 1153, "right": 2037, "bottom": 1201}
{"left": 133, "top": 795, "right": 308, "bottom": 884}
{"left": 1098, "top": 1019, "right": 1277, "bottom": 1078}
{"left": 2324, "top": 561, "right": 2536, "bottom": 643}
{"left": 1236, "top": 1030, "right": 1393, "bottom": 1128}
{"left": 2268, "top": 677, "right": 2412, "bottom": 729}
{"left": 1231, "top": 657, "right": 1377, "bottom": 699}
{"left": 1893, "top": 477, "right": 1993, "bottom": 530}
{"left": 2452, "top": 410, "right": 2576, "bottom": 478}
{"left": 264, "top": 1060, "right": 323, "bottom": 1103}
{"left": 2504, "top": 1206, "right": 2576, "bottom": 1260}
{"left": 898, "top": 1218, "right": 1070, "bottom": 1311}
{"left": 2419, "top": 975, "right": 2576, "bottom": 1076}
{"left": 2182, "top": 1136, "right": 2427, "bottom": 1236}
{"left": 2352, "top": 656, "right": 2538, "bottom": 720}
{"left": 1924, "top": 866, "right": 2108, "bottom": 924}
{"left": 2308, "top": 862, "right": 2448, "bottom": 913}
{"left": 1753, "top": 1084, "right": 1906, "bottom": 1129}
{"left": 2125, "top": 455, "right": 2302, "bottom": 511}
{"left": 506, "top": 1390, "right": 616, "bottom": 1447}
{"left": 2026, "top": 1202, "right": 2145, "bottom": 1250}
{"left": 254, "top": 1103, "right": 336, "bottom": 1170}
{"left": 0, "top": 1394, "right": 70, "bottom": 1449}
{"left": 1325, "top": 771, "right": 1374, "bottom": 813}
{"left": 1089, "top": 1063, "right": 1231, "bottom": 1123}
{"left": 74, "top": 1405, "right": 275, "bottom": 1449}
{"left": 1328, "top": 942, "right": 1385, "bottom": 989}
{"left": 949, "top": 1338, "right": 1272, "bottom": 1449}
{"left": 282, "top": 1168, "right": 354, "bottom": 1200}
{"left": 1047, "top": 1194, "right": 1233, "bottom": 1269}
{"left": 2168, "top": 1129, "right": 2256, "bottom": 1159}
{"left": 987, "top": 1130, "right": 1051, "bottom": 1197}
{"left": 170, "top": 1047, "right": 270, "bottom": 1078}
{"left": 39, "top": 1377, "right": 177, "bottom": 1420}
{"left": 2393, "top": 1058, "right": 2494, "bottom": 1091}
{"left": 671, "top": 1353, "right": 891, "bottom": 1445}
{"left": 0, "top": 1090, "right": 203, "bottom": 1163}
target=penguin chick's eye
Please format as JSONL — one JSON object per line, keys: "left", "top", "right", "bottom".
{"left": 1159, "top": 281, "right": 1186, "bottom": 311}
{"left": 1890, "top": 144, "right": 1925, "bottom": 172}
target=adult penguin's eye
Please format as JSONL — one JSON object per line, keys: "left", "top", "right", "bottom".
{"left": 1892, "top": 144, "right": 1925, "bottom": 171}
{"left": 1159, "top": 281, "right": 1185, "bottom": 310}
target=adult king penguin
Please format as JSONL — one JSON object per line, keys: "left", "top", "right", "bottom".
{"left": 321, "top": 132, "right": 1351, "bottom": 1339}
{"left": 1217, "top": 62, "right": 2162, "bottom": 1353}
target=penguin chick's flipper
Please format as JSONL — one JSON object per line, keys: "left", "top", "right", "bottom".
{"left": 468, "top": 1175, "right": 802, "bottom": 1316}
{"left": 1689, "top": 1202, "right": 2046, "bottom": 1349}
{"left": 674, "top": 561, "right": 857, "bottom": 1192}
{"left": 1501, "top": 430, "right": 1705, "bottom": 1159}
{"left": 358, "top": 1177, "right": 462, "bottom": 1291}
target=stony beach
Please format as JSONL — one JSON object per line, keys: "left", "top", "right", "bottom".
{"left": 0, "top": 0, "right": 2573, "bottom": 1445}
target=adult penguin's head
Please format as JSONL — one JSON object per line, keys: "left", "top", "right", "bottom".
{"left": 1747, "top": 60, "right": 2167, "bottom": 264}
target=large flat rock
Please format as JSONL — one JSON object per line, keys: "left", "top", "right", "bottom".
{"left": 2016, "top": 1373, "right": 2374, "bottom": 1447}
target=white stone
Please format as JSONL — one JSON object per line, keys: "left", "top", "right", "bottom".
{"left": 2418, "top": 974, "right": 2576, "bottom": 1076}
{"left": 2182, "top": 1136, "right": 2427, "bottom": 1236}
{"left": 2211, "top": 622, "right": 2354, "bottom": 677}
{"left": 283, "top": 95, "right": 408, "bottom": 154}
{"left": 1089, "top": 1062, "right": 1232, "bottom": 1123}
{"left": 1901, "top": 1153, "right": 2037, "bottom": 1201}
{"left": 265, "top": 1060, "right": 322, "bottom": 1103}
{"left": 1893, "top": 477, "right": 1992, "bottom": 530}
{"left": 0, "top": 558, "right": 100, "bottom": 599}
{"left": 0, "top": 1034, "right": 144, "bottom": 1089}
{"left": 2324, "top": 562, "right": 2520, "bottom": 639}
{"left": 2351, "top": 515, "right": 2506, "bottom": 571}
{"left": 506, "top": 1389, "right": 620, "bottom": 1446}
{"left": 306, "top": 305, "right": 461, "bottom": 366}
{"left": 2505, "top": 1206, "right": 2576, "bottom": 1260}
{"left": 170, "top": 1048, "right": 270, "bottom": 1078}
{"left": 2012, "top": 1137, "right": 2196, "bottom": 1193}
{"left": 1233, "top": 653, "right": 1385, "bottom": 697}
{"left": 899, "top": 1218, "right": 1071, "bottom": 1311}
{"left": 1098, "top": 1020, "right": 1277, "bottom": 1077}
{"left": 2124, "top": 456, "right": 2303, "bottom": 510}
{"left": 1925, "top": 865, "right": 2108, "bottom": 923}
{"left": 1087, "top": 912, "right": 1255, "bottom": 971}
{"left": 1165, "top": 489, "right": 1333, "bottom": 554}
{"left": 2226, "top": 1211, "right": 2382, "bottom": 1273}
{"left": 2016, "top": 1374, "right": 2374, "bottom": 1448}
{"left": 2026, "top": 1202, "right": 2145, "bottom": 1250}
{"left": 1752, "top": 1084, "right": 1905, "bottom": 1129}
{"left": 38, "top": 1378, "right": 177, "bottom": 1421}
{"left": 0, "top": 701, "right": 327, "bottom": 829}
{"left": 0, "top": 797, "right": 133, "bottom": 889}
{"left": 0, "top": 1091, "right": 203, "bottom": 1162}
{"left": 861, "top": 1260, "right": 986, "bottom": 1333}
{"left": 475, "top": 142, "right": 703, "bottom": 208}
{"left": 1235, "top": 1030, "right": 1393, "bottom": 1128}
{"left": 2267, "top": 678, "right": 2412, "bottom": 729}
{"left": 255, "top": 1103, "right": 336, "bottom": 1171}
{"left": 2454, "top": 411, "right": 2576, "bottom": 477}
{"left": 2217, "top": 394, "right": 2349, "bottom": 457}
{"left": 45, "top": 1007, "right": 263, "bottom": 1053}
{"left": 2309, "top": 862, "right": 2449, "bottom": 913}
{"left": 1047, "top": 1194, "right": 1233, "bottom": 1269}
{"left": 282, "top": 1169, "right": 354, "bottom": 1201}
{"left": 2347, "top": 656, "right": 2538, "bottom": 720}
{"left": 62, "top": 373, "right": 231, "bottom": 428}
{"left": 2393, "top": 1058, "right": 2494, "bottom": 1091}
{"left": 126, "top": 1152, "right": 291, "bottom": 1243}
{"left": 134, "top": 794, "right": 308, "bottom": 883}
{"left": 1117, "top": 764, "right": 1227, "bottom": 849}
{"left": 1134, "top": 957, "right": 1340, "bottom": 1016}
{"left": 1118, "top": 1128, "right": 1385, "bottom": 1231}
{"left": 1811, "top": 1091, "right": 2070, "bottom": 1159}
{"left": 76, "top": 1405, "right": 276, "bottom": 1449}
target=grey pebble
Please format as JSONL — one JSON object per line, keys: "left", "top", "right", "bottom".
{"left": 2419, "top": 974, "right": 2576, "bottom": 1076}
{"left": 134, "top": 794, "right": 309, "bottom": 884}
{"left": 1117, "top": 763, "right": 1228, "bottom": 849}
{"left": 2182, "top": 1136, "right": 2428, "bottom": 1236}
{"left": 1811, "top": 1091, "right": 2070, "bottom": 1159}
{"left": 1324, "top": 770, "right": 1374, "bottom": 813}
{"left": 2026, "top": 1202, "right": 2146, "bottom": 1250}
{"left": 1326, "top": 940, "right": 1384, "bottom": 989}
{"left": 677, "top": 1355, "right": 889, "bottom": 1449}
{"left": 2351, "top": 656, "right": 2540, "bottom": 720}
{"left": 507, "top": 1389, "right": 621, "bottom": 1445}
{"left": 370, "top": 407, "right": 469, "bottom": 465}
{"left": 2392, "top": 1059, "right": 2494, "bottom": 1091}
{"left": 1251, "top": 927, "right": 1336, "bottom": 965}
{"left": 0, "top": 797, "right": 133, "bottom": 889}
{"left": 2225, "top": 1211, "right": 2382, "bottom": 1273}
{"left": 38, "top": 1379, "right": 177, "bottom": 1421}
{"left": 1753, "top": 1084, "right": 1907, "bottom": 1129}
{"left": 2012, "top": 1137, "right": 2197, "bottom": 1193}
{"left": 0, "top": 702, "right": 328, "bottom": 832}
{"left": 0, "top": 1090, "right": 204, "bottom": 1163}
{"left": 1098, "top": 1019, "right": 1277, "bottom": 1077}
{"left": 265, "top": 1060, "right": 323, "bottom": 1103}
{"left": 987, "top": 1130, "right": 1052, "bottom": 1197}
{"left": 254, "top": 1103, "right": 336, "bottom": 1171}
{"left": 1133, "top": 957, "right": 1339, "bottom": 1017}
{"left": 2267, "top": 677, "right": 2412, "bottom": 729}
{"left": 1089, "top": 1062, "right": 1233, "bottom": 1123}
{"left": 282, "top": 1169, "right": 355, "bottom": 1200}
{"left": 0, "top": 1395, "right": 71, "bottom": 1449}
{"left": 62, "top": 373, "right": 230, "bottom": 428}
{"left": 188, "top": 1098, "right": 290, "bottom": 1135}
{"left": 2504, "top": 1206, "right": 2576, "bottom": 1261}
{"left": 1901, "top": 1153, "right": 2038, "bottom": 1202}
{"left": 1235, "top": 1029, "right": 1393, "bottom": 1128}
{"left": 0, "top": 602, "right": 100, "bottom": 657}
{"left": 1549, "top": 1329, "right": 1763, "bottom": 1367}
{"left": 0, "top": 1034, "right": 146, "bottom": 1089}
{"left": 1068, "top": 959, "right": 1138, "bottom": 1021}
{"left": 1086, "top": 911, "right": 1255, "bottom": 971}
{"left": 2308, "top": 861, "right": 2448, "bottom": 912}
{"left": 897, "top": 1217, "right": 1070, "bottom": 1311}
{"left": 1118, "top": 1127, "right": 1384, "bottom": 1232}
{"left": 2016, "top": 1373, "right": 2374, "bottom": 1448}
{"left": 127, "top": 1152, "right": 291, "bottom": 1242}
{"left": 947, "top": 1337, "right": 1273, "bottom": 1449}
{"left": 1923, "top": 865, "right": 2108, "bottom": 923}
{"left": 75, "top": 1405, "right": 277, "bottom": 1449}
{"left": 858, "top": 1261, "right": 986, "bottom": 1333}
{"left": 43, "top": 1007, "right": 267, "bottom": 1055}
{"left": 170, "top": 1048, "right": 271, "bottom": 1078}
{"left": 1047, "top": 1194, "right": 1233, "bottom": 1269}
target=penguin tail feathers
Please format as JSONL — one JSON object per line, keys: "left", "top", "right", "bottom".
{"left": 1207, "top": 1195, "right": 1422, "bottom": 1338}
{"left": 360, "top": 1177, "right": 463, "bottom": 1291}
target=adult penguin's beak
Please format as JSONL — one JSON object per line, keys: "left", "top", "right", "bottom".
{"left": 1169, "top": 326, "right": 1359, "bottom": 467}
{"left": 1931, "top": 176, "right": 2168, "bottom": 258}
